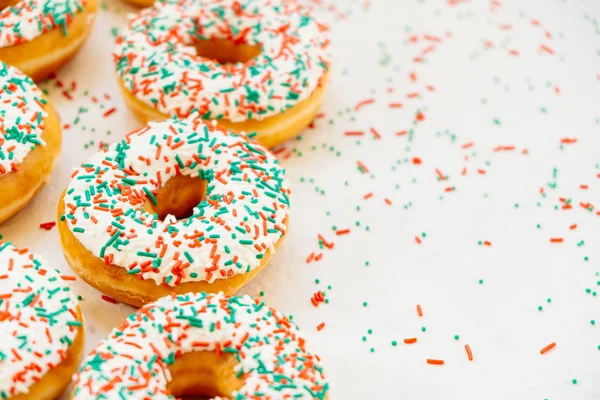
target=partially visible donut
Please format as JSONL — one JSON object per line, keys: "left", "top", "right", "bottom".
{"left": 0, "top": 62, "right": 62, "bottom": 224}
{"left": 73, "top": 292, "right": 329, "bottom": 399}
{"left": 58, "top": 115, "right": 290, "bottom": 307}
{"left": 0, "top": 0, "right": 97, "bottom": 81}
{"left": 114, "top": 0, "right": 330, "bottom": 148}
{"left": 0, "top": 243, "right": 84, "bottom": 400}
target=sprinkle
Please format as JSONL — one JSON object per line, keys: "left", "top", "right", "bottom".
{"left": 560, "top": 138, "right": 577, "bottom": 144}
{"left": 465, "top": 344, "right": 474, "bottom": 361}
{"left": 39, "top": 222, "right": 56, "bottom": 230}
{"left": 357, "top": 160, "right": 370, "bottom": 173}
{"left": 404, "top": 338, "right": 417, "bottom": 344}
{"left": 102, "top": 107, "right": 117, "bottom": 118}
{"left": 101, "top": 295, "right": 118, "bottom": 304}
{"left": 540, "top": 342, "right": 556, "bottom": 354}
{"left": 426, "top": 359, "right": 444, "bottom": 365}
{"left": 354, "top": 98, "right": 375, "bottom": 111}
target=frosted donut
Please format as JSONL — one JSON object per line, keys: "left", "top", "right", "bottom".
{"left": 0, "top": 0, "right": 97, "bottom": 82}
{"left": 73, "top": 292, "right": 329, "bottom": 399}
{"left": 0, "top": 63, "right": 62, "bottom": 224}
{"left": 114, "top": 0, "right": 330, "bottom": 148}
{"left": 0, "top": 243, "right": 84, "bottom": 400}
{"left": 57, "top": 115, "right": 290, "bottom": 307}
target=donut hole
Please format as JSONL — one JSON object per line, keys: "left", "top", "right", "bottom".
{"left": 144, "top": 175, "right": 207, "bottom": 221}
{"left": 166, "top": 351, "right": 243, "bottom": 399}
{"left": 192, "top": 38, "right": 262, "bottom": 64}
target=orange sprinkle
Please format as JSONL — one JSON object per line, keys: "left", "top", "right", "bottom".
{"left": 336, "top": 229, "right": 350, "bottom": 236}
{"left": 465, "top": 344, "right": 474, "bottom": 361}
{"left": 435, "top": 168, "right": 446, "bottom": 180}
{"left": 540, "top": 44, "right": 555, "bottom": 54}
{"left": 550, "top": 238, "right": 564, "bottom": 243}
{"left": 306, "top": 252, "right": 315, "bottom": 263}
{"left": 357, "top": 160, "right": 369, "bottom": 173}
{"left": 483, "top": 241, "right": 492, "bottom": 246}
{"left": 345, "top": 131, "right": 364, "bottom": 136}
{"left": 370, "top": 127, "right": 382, "bottom": 139}
{"left": 412, "top": 157, "right": 422, "bottom": 165}
{"left": 569, "top": 224, "right": 577, "bottom": 230}
{"left": 316, "top": 322, "right": 326, "bottom": 331}
{"left": 493, "top": 145, "right": 515, "bottom": 152}
{"left": 384, "top": 198, "right": 392, "bottom": 206}
{"left": 462, "top": 142, "right": 473, "bottom": 149}
{"left": 404, "top": 338, "right": 417, "bottom": 344}
{"left": 60, "top": 275, "right": 77, "bottom": 281}
{"left": 540, "top": 342, "right": 556, "bottom": 354}
{"left": 363, "top": 192, "right": 373, "bottom": 200}
{"left": 415, "top": 236, "right": 422, "bottom": 244}
{"left": 560, "top": 138, "right": 577, "bottom": 144}
{"left": 354, "top": 98, "right": 375, "bottom": 111}
{"left": 427, "top": 359, "right": 444, "bottom": 365}
{"left": 417, "top": 304, "right": 423, "bottom": 317}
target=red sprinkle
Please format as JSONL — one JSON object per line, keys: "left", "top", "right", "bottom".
{"left": 39, "top": 221, "right": 56, "bottom": 230}
{"left": 103, "top": 107, "right": 117, "bottom": 118}
{"left": 101, "top": 295, "right": 118, "bottom": 304}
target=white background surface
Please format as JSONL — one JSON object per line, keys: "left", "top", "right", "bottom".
{"left": 5, "top": 0, "right": 600, "bottom": 399}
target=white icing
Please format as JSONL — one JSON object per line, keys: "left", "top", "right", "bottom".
{"left": 0, "top": 0, "right": 85, "bottom": 48}
{"left": 73, "top": 292, "right": 329, "bottom": 399}
{"left": 62, "top": 116, "right": 290, "bottom": 286}
{"left": 0, "top": 62, "right": 47, "bottom": 176}
{"left": 114, "top": 0, "right": 330, "bottom": 122}
{"left": 0, "top": 243, "right": 80, "bottom": 398}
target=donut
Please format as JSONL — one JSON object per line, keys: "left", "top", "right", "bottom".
{"left": 0, "top": 243, "right": 84, "bottom": 400}
{"left": 0, "top": 63, "right": 62, "bottom": 224}
{"left": 114, "top": 0, "right": 331, "bottom": 148}
{"left": 0, "top": 0, "right": 97, "bottom": 82}
{"left": 57, "top": 115, "right": 290, "bottom": 307}
{"left": 73, "top": 292, "right": 329, "bottom": 399}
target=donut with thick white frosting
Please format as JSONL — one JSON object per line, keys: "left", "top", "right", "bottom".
{"left": 58, "top": 114, "right": 290, "bottom": 307}
{"left": 0, "top": 243, "right": 84, "bottom": 400}
{"left": 73, "top": 292, "right": 329, "bottom": 399}
{"left": 114, "top": 0, "right": 331, "bottom": 148}
{"left": 0, "top": 0, "right": 97, "bottom": 81}
{"left": 0, "top": 62, "right": 62, "bottom": 223}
